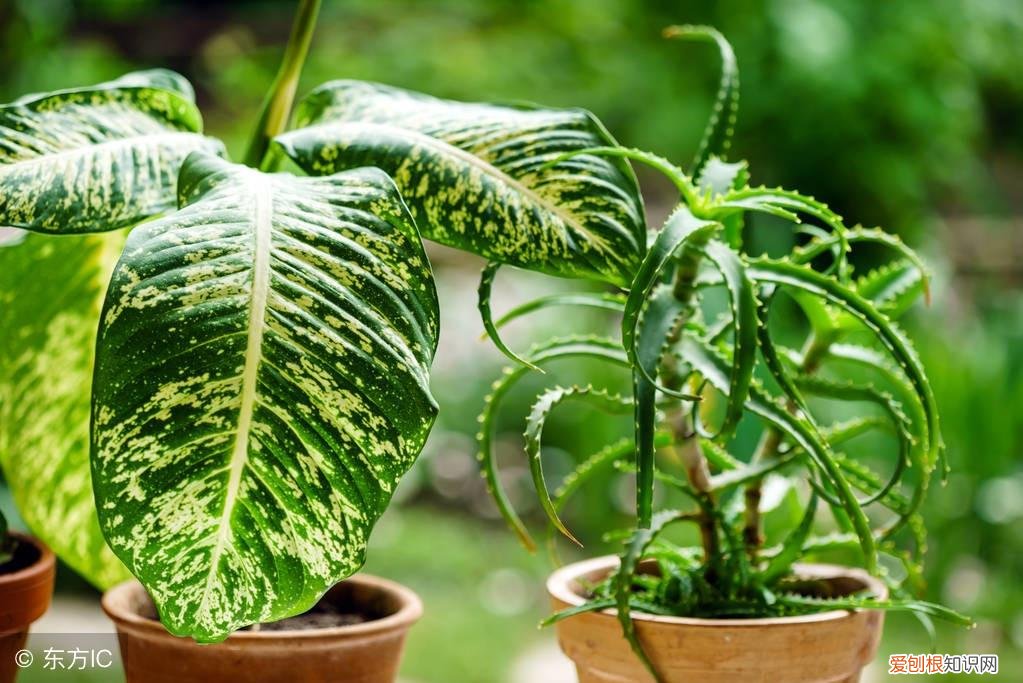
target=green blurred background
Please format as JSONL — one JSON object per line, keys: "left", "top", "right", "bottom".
{"left": 1, "top": 0, "right": 1021, "bottom": 681}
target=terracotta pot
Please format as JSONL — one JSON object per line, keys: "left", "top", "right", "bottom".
{"left": 548, "top": 556, "right": 887, "bottom": 683}
{"left": 102, "top": 573, "right": 422, "bottom": 683}
{"left": 0, "top": 533, "right": 56, "bottom": 683}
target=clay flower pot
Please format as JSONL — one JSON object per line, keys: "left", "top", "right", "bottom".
{"left": 548, "top": 555, "right": 887, "bottom": 683}
{"left": 0, "top": 533, "right": 56, "bottom": 683}
{"left": 102, "top": 573, "right": 422, "bottom": 683}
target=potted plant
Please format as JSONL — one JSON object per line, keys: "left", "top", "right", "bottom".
{"left": 0, "top": 0, "right": 648, "bottom": 680}
{"left": 0, "top": 510, "right": 55, "bottom": 683}
{"left": 473, "top": 26, "right": 972, "bottom": 683}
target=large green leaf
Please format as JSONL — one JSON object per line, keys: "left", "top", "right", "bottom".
{"left": 272, "top": 81, "right": 646, "bottom": 285}
{"left": 0, "top": 69, "right": 224, "bottom": 233}
{"left": 0, "top": 230, "right": 130, "bottom": 588}
{"left": 91, "top": 152, "right": 439, "bottom": 641}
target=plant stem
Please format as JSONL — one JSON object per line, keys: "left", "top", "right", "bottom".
{"left": 658, "top": 242, "right": 722, "bottom": 577}
{"left": 242, "top": 0, "right": 321, "bottom": 169}
{"left": 742, "top": 331, "right": 832, "bottom": 556}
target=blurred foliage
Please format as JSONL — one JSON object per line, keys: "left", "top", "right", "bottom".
{"left": 1, "top": 0, "right": 1021, "bottom": 680}
{"left": 3, "top": 0, "right": 1023, "bottom": 232}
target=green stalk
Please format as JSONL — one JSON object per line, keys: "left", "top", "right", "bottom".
{"left": 243, "top": 0, "right": 321, "bottom": 168}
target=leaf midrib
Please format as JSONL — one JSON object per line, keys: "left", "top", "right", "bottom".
{"left": 199, "top": 172, "right": 272, "bottom": 612}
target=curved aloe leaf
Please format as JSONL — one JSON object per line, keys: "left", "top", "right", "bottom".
{"left": 477, "top": 335, "right": 628, "bottom": 551}
{"left": 623, "top": 206, "right": 719, "bottom": 374}
{"left": 0, "top": 231, "right": 130, "bottom": 588}
{"left": 746, "top": 257, "right": 940, "bottom": 471}
{"left": 524, "top": 385, "right": 632, "bottom": 544}
{"left": 477, "top": 262, "right": 540, "bottom": 371}
{"left": 0, "top": 70, "right": 224, "bottom": 234}
{"left": 91, "top": 152, "right": 439, "bottom": 641}
{"left": 677, "top": 336, "right": 877, "bottom": 571}
{"left": 702, "top": 240, "right": 758, "bottom": 440}
{"left": 617, "top": 510, "right": 700, "bottom": 681}
{"left": 273, "top": 81, "right": 646, "bottom": 285}
{"left": 663, "top": 25, "right": 739, "bottom": 177}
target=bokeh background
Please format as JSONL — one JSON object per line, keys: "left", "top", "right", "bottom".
{"left": 1, "top": 0, "right": 1021, "bottom": 681}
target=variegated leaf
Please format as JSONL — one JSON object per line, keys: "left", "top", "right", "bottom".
{"left": 0, "top": 229, "right": 130, "bottom": 588}
{"left": 0, "top": 69, "right": 224, "bottom": 233}
{"left": 273, "top": 81, "right": 646, "bottom": 286}
{"left": 91, "top": 152, "right": 439, "bottom": 641}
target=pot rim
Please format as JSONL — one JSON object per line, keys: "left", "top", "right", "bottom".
{"left": 0, "top": 531, "right": 56, "bottom": 590}
{"left": 547, "top": 555, "right": 888, "bottom": 627}
{"left": 102, "top": 572, "right": 423, "bottom": 641}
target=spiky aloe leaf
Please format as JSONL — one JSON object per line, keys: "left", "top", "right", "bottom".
{"left": 477, "top": 262, "right": 540, "bottom": 371}
{"left": 91, "top": 152, "right": 439, "bottom": 641}
{"left": 617, "top": 510, "right": 701, "bottom": 681}
{"left": 702, "top": 240, "right": 758, "bottom": 440}
{"left": 762, "top": 493, "right": 818, "bottom": 584}
{"left": 0, "top": 230, "right": 130, "bottom": 588}
{"left": 746, "top": 257, "right": 940, "bottom": 471}
{"left": 476, "top": 335, "right": 628, "bottom": 550}
{"left": 676, "top": 336, "right": 877, "bottom": 571}
{"left": 524, "top": 385, "right": 632, "bottom": 543}
{"left": 663, "top": 25, "right": 739, "bottom": 177}
{"left": 0, "top": 70, "right": 224, "bottom": 233}
{"left": 272, "top": 81, "right": 646, "bottom": 285}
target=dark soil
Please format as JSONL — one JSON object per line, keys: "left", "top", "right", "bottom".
{"left": 241, "top": 600, "right": 372, "bottom": 632}
{"left": 0, "top": 537, "right": 39, "bottom": 575}
{"left": 140, "top": 591, "right": 381, "bottom": 631}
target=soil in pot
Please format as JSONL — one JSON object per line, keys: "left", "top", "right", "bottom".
{"left": 0, "top": 534, "right": 56, "bottom": 683}
{"left": 103, "top": 573, "right": 423, "bottom": 683}
{"left": 549, "top": 556, "right": 887, "bottom": 683}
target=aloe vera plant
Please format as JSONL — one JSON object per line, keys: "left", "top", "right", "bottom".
{"left": 474, "top": 25, "right": 971, "bottom": 681}
{"left": 0, "top": 0, "right": 645, "bottom": 642}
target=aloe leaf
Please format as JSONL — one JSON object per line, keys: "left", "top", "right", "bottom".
{"left": 477, "top": 262, "right": 540, "bottom": 371}
{"left": 633, "top": 285, "right": 699, "bottom": 527}
{"left": 702, "top": 240, "right": 758, "bottom": 440}
{"left": 746, "top": 258, "right": 940, "bottom": 473}
{"left": 854, "top": 260, "right": 926, "bottom": 319}
{"left": 273, "top": 81, "right": 646, "bottom": 285}
{"left": 476, "top": 336, "right": 629, "bottom": 551}
{"left": 616, "top": 510, "right": 700, "bottom": 682}
{"left": 777, "top": 593, "right": 973, "bottom": 626}
{"left": 524, "top": 386, "right": 632, "bottom": 544}
{"left": 492, "top": 292, "right": 626, "bottom": 330}
{"left": 762, "top": 493, "right": 818, "bottom": 584}
{"left": 663, "top": 25, "right": 739, "bottom": 177}
{"left": 0, "top": 70, "right": 224, "bottom": 234}
{"left": 792, "top": 226, "right": 931, "bottom": 304}
{"left": 795, "top": 375, "right": 913, "bottom": 506}
{"left": 91, "top": 152, "right": 439, "bottom": 641}
{"left": 0, "top": 231, "right": 130, "bottom": 588}
{"left": 696, "top": 157, "right": 749, "bottom": 197}
{"left": 623, "top": 206, "right": 719, "bottom": 375}
{"left": 677, "top": 336, "right": 877, "bottom": 571}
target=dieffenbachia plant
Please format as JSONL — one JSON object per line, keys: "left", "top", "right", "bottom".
{"left": 475, "top": 25, "right": 971, "bottom": 681}
{"left": 0, "top": 0, "right": 645, "bottom": 640}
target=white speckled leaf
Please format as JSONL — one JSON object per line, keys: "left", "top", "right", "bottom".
{"left": 0, "top": 229, "right": 130, "bottom": 589}
{"left": 0, "top": 69, "right": 225, "bottom": 233}
{"left": 91, "top": 152, "right": 439, "bottom": 641}
{"left": 273, "top": 81, "right": 646, "bottom": 286}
